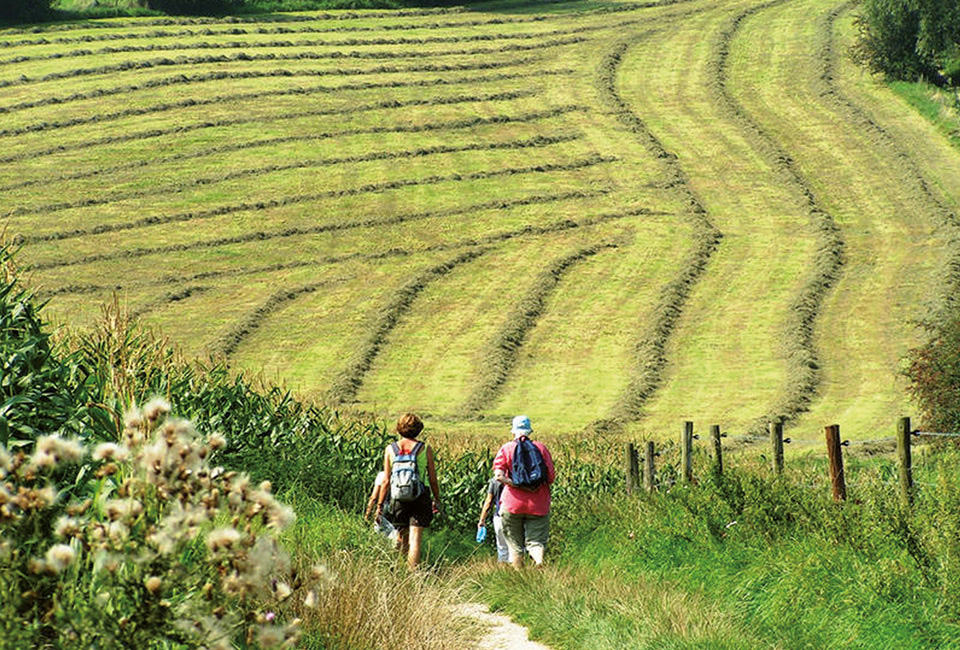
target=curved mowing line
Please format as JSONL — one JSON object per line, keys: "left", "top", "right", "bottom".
{"left": 459, "top": 242, "right": 619, "bottom": 414}
{"left": 0, "top": 36, "right": 587, "bottom": 93}
{"left": 0, "top": 58, "right": 568, "bottom": 139}
{"left": 129, "top": 285, "right": 210, "bottom": 319}
{"left": 17, "top": 154, "right": 617, "bottom": 246}
{"left": 0, "top": 59, "right": 568, "bottom": 116}
{"left": 0, "top": 18, "right": 675, "bottom": 67}
{"left": 325, "top": 249, "right": 489, "bottom": 405}
{"left": 33, "top": 188, "right": 610, "bottom": 273}
{"left": 35, "top": 190, "right": 630, "bottom": 297}
{"left": 215, "top": 277, "right": 352, "bottom": 358}
{"left": 591, "top": 35, "right": 723, "bottom": 434}
{"left": 0, "top": 85, "right": 542, "bottom": 165}
{"left": 13, "top": 133, "right": 583, "bottom": 219}
{"left": 0, "top": 103, "right": 584, "bottom": 193}
{"left": 709, "top": 0, "right": 844, "bottom": 435}
{"left": 0, "top": 73, "right": 548, "bottom": 141}
{"left": 0, "top": 0, "right": 690, "bottom": 42}
{"left": 815, "top": 2, "right": 960, "bottom": 324}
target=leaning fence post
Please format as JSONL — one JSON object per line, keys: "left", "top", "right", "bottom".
{"left": 643, "top": 441, "right": 656, "bottom": 492}
{"left": 625, "top": 443, "right": 640, "bottom": 494}
{"left": 770, "top": 420, "right": 784, "bottom": 475}
{"left": 898, "top": 416, "right": 913, "bottom": 507}
{"left": 711, "top": 424, "right": 723, "bottom": 476}
{"left": 825, "top": 424, "right": 846, "bottom": 501}
{"left": 682, "top": 421, "right": 694, "bottom": 484}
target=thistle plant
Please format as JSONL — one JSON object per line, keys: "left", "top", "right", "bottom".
{"left": 0, "top": 398, "right": 302, "bottom": 650}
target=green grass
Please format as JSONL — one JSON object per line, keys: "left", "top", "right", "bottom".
{"left": 3, "top": 0, "right": 960, "bottom": 444}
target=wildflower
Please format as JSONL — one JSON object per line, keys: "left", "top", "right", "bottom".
{"left": 268, "top": 504, "right": 296, "bottom": 530}
{"left": 93, "top": 442, "right": 129, "bottom": 462}
{"left": 256, "top": 626, "right": 285, "bottom": 648}
{"left": 45, "top": 543, "right": 76, "bottom": 573}
{"left": 274, "top": 582, "right": 291, "bottom": 602}
{"left": 38, "top": 486, "right": 58, "bottom": 507}
{"left": 206, "top": 527, "right": 241, "bottom": 552}
{"left": 725, "top": 520, "right": 738, "bottom": 529}
{"left": 145, "top": 576, "right": 163, "bottom": 595}
{"left": 54, "top": 516, "right": 81, "bottom": 538}
{"left": 264, "top": 611, "right": 276, "bottom": 623}
{"left": 124, "top": 407, "right": 144, "bottom": 431}
{"left": 143, "top": 397, "right": 171, "bottom": 422}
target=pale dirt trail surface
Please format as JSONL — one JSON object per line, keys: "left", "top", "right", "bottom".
{"left": 454, "top": 602, "right": 554, "bottom": 650}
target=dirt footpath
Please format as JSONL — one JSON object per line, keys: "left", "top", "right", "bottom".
{"left": 455, "top": 602, "right": 553, "bottom": 650}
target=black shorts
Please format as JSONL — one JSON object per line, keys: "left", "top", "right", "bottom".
{"left": 387, "top": 492, "right": 433, "bottom": 529}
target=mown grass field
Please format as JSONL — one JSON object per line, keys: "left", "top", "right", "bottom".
{"left": 3, "top": 0, "right": 959, "bottom": 443}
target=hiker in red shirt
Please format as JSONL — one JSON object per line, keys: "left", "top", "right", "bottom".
{"left": 492, "top": 415, "right": 555, "bottom": 568}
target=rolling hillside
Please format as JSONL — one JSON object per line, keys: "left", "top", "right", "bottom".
{"left": 3, "top": 0, "right": 958, "bottom": 442}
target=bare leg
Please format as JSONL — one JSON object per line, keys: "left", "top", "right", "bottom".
{"left": 398, "top": 528, "right": 410, "bottom": 557}
{"left": 407, "top": 524, "right": 423, "bottom": 569}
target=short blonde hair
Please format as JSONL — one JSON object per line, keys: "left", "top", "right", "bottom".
{"left": 396, "top": 413, "right": 424, "bottom": 439}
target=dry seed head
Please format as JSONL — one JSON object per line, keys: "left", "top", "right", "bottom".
{"left": 206, "top": 527, "right": 241, "bottom": 552}
{"left": 93, "top": 442, "right": 129, "bottom": 462}
{"left": 208, "top": 433, "right": 227, "bottom": 450}
{"left": 256, "top": 627, "right": 285, "bottom": 648}
{"left": 54, "top": 516, "right": 82, "bottom": 538}
{"left": 44, "top": 543, "right": 76, "bottom": 573}
{"left": 145, "top": 576, "right": 163, "bottom": 595}
{"left": 143, "top": 397, "right": 171, "bottom": 422}
{"left": 274, "top": 582, "right": 292, "bottom": 602}
{"left": 302, "top": 590, "right": 317, "bottom": 609}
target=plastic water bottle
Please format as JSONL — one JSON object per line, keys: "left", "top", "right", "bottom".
{"left": 475, "top": 525, "right": 487, "bottom": 543}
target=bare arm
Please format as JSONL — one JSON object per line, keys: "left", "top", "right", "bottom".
{"left": 478, "top": 492, "right": 493, "bottom": 526}
{"left": 364, "top": 479, "right": 380, "bottom": 521}
{"left": 375, "top": 447, "right": 392, "bottom": 519}
{"left": 426, "top": 445, "right": 441, "bottom": 506}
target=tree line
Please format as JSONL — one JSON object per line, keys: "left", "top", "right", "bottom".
{"left": 854, "top": 0, "right": 960, "bottom": 84}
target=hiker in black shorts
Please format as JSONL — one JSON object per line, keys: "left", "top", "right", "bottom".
{"left": 375, "top": 413, "right": 441, "bottom": 569}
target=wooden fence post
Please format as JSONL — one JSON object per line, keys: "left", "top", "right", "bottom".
{"left": 898, "top": 416, "right": 913, "bottom": 507}
{"left": 711, "top": 424, "right": 723, "bottom": 476}
{"left": 825, "top": 424, "right": 846, "bottom": 501}
{"left": 682, "top": 421, "right": 694, "bottom": 484}
{"left": 643, "top": 441, "right": 656, "bottom": 492}
{"left": 770, "top": 420, "right": 784, "bottom": 475}
{"left": 625, "top": 443, "right": 640, "bottom": 494}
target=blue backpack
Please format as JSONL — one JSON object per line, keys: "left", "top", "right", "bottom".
{"left": 390, "top": 441, "right": 426, "bottom": 502}
{"left": 511, "top": 436, "right": 547, "bottom": 489}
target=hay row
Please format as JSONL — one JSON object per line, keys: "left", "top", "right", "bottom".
{"left": 36, "top": 189, "right": 614, "bottom": 297}
{"left": 707, "top": 0, "right": 844, "bottom": 435}
{"left": 459, "top": 242, "right": 619, "bottom": 414}
{"left": 591, "top": 35, "right": 723, "bottom": 432}
{"left": 325, "top": 249, "right": 488, "bottom": 404}
{"left": 0, "top": 58, "right": 563, "bottom": 115}
{"left": 814, "top": 3, "right": 960, "bottom": 324}
{"left": 129, "top": 285, "right": 210, "bottom": 319}
{"left": 214, "top": 277, "right": 351, "bottom": 358}
{"left": 19, "top": 154, "right": 617, "bottom": 246}
{"left": 0, "top": 86, "right": 541, "bottom": 164}
{"left": 0, "top": 18, "right": 668, "bottom": 67}
{"left": 0, "top": 0, "right": 685, "bottom": 40}
{"left": 0, "top": 36, "right": 586, "bottom": 91}
{"left": 1, "top": 103, "right": 584, "bottom": 193}
{"left": 16, "top": 132, "right": 583, "bottom": 219}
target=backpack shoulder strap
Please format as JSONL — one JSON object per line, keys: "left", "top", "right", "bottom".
{"left": 411, "top": 441, "right": 425, "bottom": 456}
{"left": 390, "top": 442, "right": 400, "bottom": 457}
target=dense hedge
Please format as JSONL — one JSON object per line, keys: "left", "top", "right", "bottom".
{"left": 0, "top": 0, "right": 52, "bottom": 22}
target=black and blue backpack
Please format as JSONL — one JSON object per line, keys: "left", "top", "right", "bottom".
{"left": 511, "top": 436, "right": 547, "bottom": 489}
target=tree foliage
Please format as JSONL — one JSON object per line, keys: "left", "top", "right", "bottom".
{"left": 905, "top": 318, "right": 960, "bottom": 432}
{"left": 854, "top": 0, "right": 960, "bottom": 84}
{"left": 144, "top": 0, "right": 235, "bottom": 15}
{"left": 0, "top": 0, "right": 52, "bottom": 22}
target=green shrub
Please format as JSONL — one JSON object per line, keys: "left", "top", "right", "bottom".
{"left": 905, "top": 318, "right": 960, "bottom": 432}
